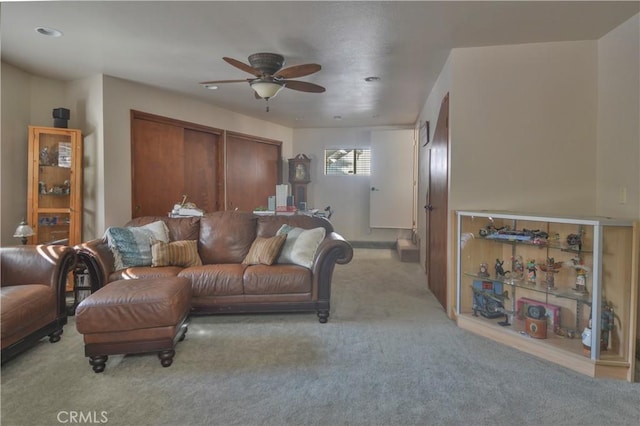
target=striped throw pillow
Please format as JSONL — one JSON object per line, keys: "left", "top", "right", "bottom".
{"left": 151, "top": 240, "right": 202, "bottom": 267}
{"left": 242, "top": 234, "right": 287, "bottom": 265}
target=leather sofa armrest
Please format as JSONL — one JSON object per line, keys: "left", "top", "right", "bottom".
{"left": 311, "top": 232, "right": 354, "bottom": 301}
{"left": 0, "top": 245, "right": 76, "bottom": 316}
{"left": 75, "top": 238, "right": 114, "bottom": 291}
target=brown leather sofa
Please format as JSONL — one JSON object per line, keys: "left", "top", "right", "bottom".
{"left": 1, "top": 245, "right": 76, "bottom": 364}
{"left": 76, "top": 211, "right": 353, "bottom": 323}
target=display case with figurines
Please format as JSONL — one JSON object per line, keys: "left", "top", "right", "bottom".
{"left": 27, "top": 126, "right": 83, "bottom": 246}
{"left": 455, "top": 210, "right": 638, "bottom": 381}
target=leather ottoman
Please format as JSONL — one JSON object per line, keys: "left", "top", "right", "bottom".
{"left": 75, "top": 277, "right": 191, "bottom": 373}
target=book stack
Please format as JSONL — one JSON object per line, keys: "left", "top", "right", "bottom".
{"left": 170, "top": 204, "right": 204, "bottom": 217}
{"left": 275, "top": 184, "right": 289, "bottom": 212}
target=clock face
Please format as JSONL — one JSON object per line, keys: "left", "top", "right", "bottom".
{"left": 289, "top": 157, "right": 311, "bottom": 183}
{"left": 295, "top": 163, "right": 307, "bottom": 181}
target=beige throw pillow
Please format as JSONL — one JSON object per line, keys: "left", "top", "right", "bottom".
{"left": 151, "top": 240, "right": 202, "bottom": 267}
{"left": 242, "top": 234, "right": 287, "bottom": 265}
{"left": 276, "top": 225, "right": 326, "bottom": 268}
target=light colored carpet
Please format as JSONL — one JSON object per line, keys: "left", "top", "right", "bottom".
{"left": 1, "top": 248, "right": 639, "bottom": 425}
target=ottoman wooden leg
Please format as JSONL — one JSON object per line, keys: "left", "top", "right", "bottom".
{"left": 158, "top": 350, "right": 175, "bottom": 367}
{"left": 48, "top": 328, "right": 64, "bottom": 343}
{"left": 89, "top": 355, "right": 108, "bottom": 373}
{"left": 179, "top": 325, "right": 188, "bottom": 342}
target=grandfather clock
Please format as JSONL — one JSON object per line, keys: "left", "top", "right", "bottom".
{"left": 288, "top": 154, "right": 311, "bottom": 209}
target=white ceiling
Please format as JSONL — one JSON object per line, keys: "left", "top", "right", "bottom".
{"left": 2, "top": 1, "right": 638, "bottom": 129}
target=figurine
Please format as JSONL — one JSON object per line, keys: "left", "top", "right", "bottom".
{"left": 39, "top": 147, "right": 50, "bottom": 166}
{"left": 494, "top": 258, "right": 507, "bottom": 279}
{"left": 601, "top": 302, "right": 615, "bottom": 350}
{"left": 478, "top": 262, "right": 490, "bottom": 278}
{"left": 526, "top": 259, "right": 537, "bottom": 282}
{"left": 566, "top": 233, "right": 582, "bottom": 250}
{"left": 567, "top": 256, "right": 590, "bottom": 293}
{"left": 511, "top": 255, "right": 524, "bottom": 280}
{"left": 539, "top": 257, "right": 563, "bottom": 289}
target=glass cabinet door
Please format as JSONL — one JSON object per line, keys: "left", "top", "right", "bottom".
{"left": 27, "top": 126, "right": 82, "bottom": 246}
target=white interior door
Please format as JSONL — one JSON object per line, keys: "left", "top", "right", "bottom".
{"left": 370, "top": 129, "right": 415, "bottom": 228}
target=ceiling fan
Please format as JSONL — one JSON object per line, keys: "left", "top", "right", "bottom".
{"left": 200, "top": 53, "right": 325, "bottom": 110}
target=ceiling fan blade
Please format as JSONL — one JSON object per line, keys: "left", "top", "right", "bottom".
{"left": 223, "top": 57, "right": 261, "bottom": 77}
{"left": 199, "top": 79, "right": 250, "bottom": 85}
{"left": 283, "top": 80, "right": 326, "bottom": 93}
{"left": 274, "top": 63, "right": 321, "bottom": 79}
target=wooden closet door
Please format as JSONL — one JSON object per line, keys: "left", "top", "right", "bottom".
{"left": 183, "top": 128, "right": 222, "bottom": 213}
{"left": 226, "top": 133, "right": 281, "bottom": 212}
{"left": 132, "top": 119, "right": 184, "bottom": 217}
{"left": 131, "top": 112, "right": 223, "bottom": 217}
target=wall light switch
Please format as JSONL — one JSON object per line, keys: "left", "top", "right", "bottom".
{"left": 619, "top": 187, "right": 628, "bottom": 204}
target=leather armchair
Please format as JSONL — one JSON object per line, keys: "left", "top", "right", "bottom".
{"left": 1, "top": 245, "right": 76, "bottom": 364}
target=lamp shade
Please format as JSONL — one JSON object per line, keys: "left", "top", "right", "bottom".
{"left": 250, "top": 81, "right": 284, "bottom": 99}
{"left": 14, "top": 219, "right": 35, "bottom": 244}
{"left": 13, "top": 220, "right": 35, "bottom": 238}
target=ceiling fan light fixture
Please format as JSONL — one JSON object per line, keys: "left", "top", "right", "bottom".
{"left": 250, "top": 80, "right": 284, "bottom": 99}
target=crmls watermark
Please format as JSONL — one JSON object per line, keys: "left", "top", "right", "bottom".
{"left": 57, "top": 411, "right": 108, "bottom": 424}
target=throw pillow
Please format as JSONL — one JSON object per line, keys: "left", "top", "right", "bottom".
{"left": 105, "top": 220, "right": 170, "bottom": 270}
{"left": 139, "top": 220, "right": 171, "bottom": 242}
{"left": 276, "top": 225, "right": 326, "bottom": 268}
{"left": 151, "top": 240, "right": 202, "bottom": 267}
{"left": 242, "top": 234, "right": 287, "bottom": 265}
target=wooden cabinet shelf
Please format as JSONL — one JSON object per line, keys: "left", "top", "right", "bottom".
{"left": 27, "top": 126, "right": 82, "bottom": 246}
{"left": 455, "top": 210, "right": 638, "bottom": 381}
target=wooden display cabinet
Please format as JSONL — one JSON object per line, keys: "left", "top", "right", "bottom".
{"left": 27, "top": 126, "right": 83, "bottom": 246}
{"left": 455, "top": 211, "right": 638, "bottom": 381}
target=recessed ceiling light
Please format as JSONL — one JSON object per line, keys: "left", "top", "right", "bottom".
{"left": 333, "top": 115, "right": 342, "bottom": 120}
{"left": 35, "top": 27, "right": 63, "bottom": 37}
{"left": 203, "top": 84, "right": 219, "bottom": 90}
{"left": 364, "top": 76, "right": 381, "bottom": 82}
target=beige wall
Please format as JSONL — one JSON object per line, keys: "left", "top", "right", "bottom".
{"left": 1, "top": 63, "right": 31, "bottom": 246}
{"left": 292, "top": 126, "right": 413, "bottom": 242}
{"left": 1, "top": 64, "right": 68, "bottom": 246}
{"left": 596, "top": 14, "right": 640, "bottom": 219}
{"left": 450, "top": 40, "right": 598, "bottom": 215}
{"left": 66, "top": 74, "right": 104, "bottom": 241}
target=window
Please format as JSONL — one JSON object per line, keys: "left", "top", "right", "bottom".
{"left": 324, "top": 149, "right": 371, "bottom": 176}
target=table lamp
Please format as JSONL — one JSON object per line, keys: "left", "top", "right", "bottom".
{"left": 13, "top": 219, "right": 35, "bottom": 245}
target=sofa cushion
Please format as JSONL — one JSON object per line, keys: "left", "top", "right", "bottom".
{"left": 105, "top": 221, "right": 170, "bottom": 270}
{"left": 242, "top": 235, "right": 287, "bottom": 266}
{"left": 198, "top": 211, "right": 257, "bottom": 264}
{"left": 276, "top": 225, "right": 326, "bottom": 268}
{"left": 243, "top": 264, "right": 312, "bottom": 295}
{"left": 1, "top": 285, "right": 56, "bottom": 348}
{"left": 108, "top": 266, "right": 182, "bottom": 282}
{"left": 179, "top": 264, "right": 245, "bottom": 297}
{"left": 126, "top": 216, "right": 201, "bottom": 241}
{"left": 152, "top": 240, "right": 202, "bottom": 267}
{"left": 256, "top": 214, "right": 334, "bottom": 237}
